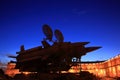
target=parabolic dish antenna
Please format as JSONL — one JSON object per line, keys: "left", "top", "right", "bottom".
{"left": 54, "top": 29, "right": 64, "bottom": 42}
{"left": 42, "top": 24, "right": 53, "bottom": 41}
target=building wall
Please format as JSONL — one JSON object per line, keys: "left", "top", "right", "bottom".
{"left": 5, "top": 54, "right": 120, "bottom": 77}
{"left": 68, "top": 54, "right": 120, "bottom": 77}
{"left": 5, "top": 62, "right": 20, "bottom": 77}
{"left": 5, "top": 62, "right": 37, "bottom": 77}
{"left": 104, "top": 54, "right": 120, "bottom": 77}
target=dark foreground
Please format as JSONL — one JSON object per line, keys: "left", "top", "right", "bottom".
{"left": 0, "top": 69, "right": 102, "bottom": 80}
{"left": 1, "top": 69, "right": 120, "bottom": 80}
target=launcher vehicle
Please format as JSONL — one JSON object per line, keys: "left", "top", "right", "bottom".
{"left": 10, "top": 24, "right": 101, "bottom": 73}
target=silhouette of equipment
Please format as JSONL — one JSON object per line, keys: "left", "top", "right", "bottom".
{"left": 10, "top": 24, "right": 101, "bottom": 73}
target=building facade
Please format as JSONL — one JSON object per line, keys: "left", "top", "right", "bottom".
{"left": 69, "top": 54, "right": 120, "bottom": 77}
{"left": 5, "top": 61, "right": 20, "bottom": 77}
{"left": 5, "top": 54, "right": 120, "bottom": 77}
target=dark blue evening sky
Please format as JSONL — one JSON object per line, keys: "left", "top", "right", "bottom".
{"left": 0, "top": 0, "right": 120, "bottom": 63}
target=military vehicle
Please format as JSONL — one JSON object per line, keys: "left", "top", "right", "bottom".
{"left": 10, "top": 24, "right": 101, "bottom": 73}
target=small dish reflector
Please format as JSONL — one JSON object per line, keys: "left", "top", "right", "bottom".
{"left": 54, "top": 29, "right": 64, "bottom": 42}
{"left": 42, "top": 24, "right": 53, "bottom": 41}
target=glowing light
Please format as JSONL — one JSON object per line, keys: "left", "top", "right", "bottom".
{"left": 23, "top": 72, "right": 29, "bottom": 75}
{"left": 61, "top": 71, "right": 67, "bottom": 73}
{"left": 96, "top": 69, "right": 98, "bottom": 71}
{"left": 118, "top": 65, "right": 120, "bottom": 70}
{"left": 68, "top": 69, "right": 75, "bottom": 73}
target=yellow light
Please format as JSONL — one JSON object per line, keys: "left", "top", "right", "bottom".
{"left": 23, "top": 72, "right": 29, "bottom": 75}
{"left": 61, "top": 71, "right": 67, "bottom": 73}
{"left": 96, "top": 69, "right": 98, "bottom": 72}
{"left": 68, "top": 69, "right": 75, "bottom": 73}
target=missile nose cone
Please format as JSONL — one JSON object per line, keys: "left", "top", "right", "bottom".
{"left": 85, "top": 46, "right": 102, "bottom": 52}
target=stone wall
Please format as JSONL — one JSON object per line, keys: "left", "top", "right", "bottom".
{"left": 5, "top": 54, "right": 120, "bottom": 78}
{"left": 69, "top": 54, "right": 120, "bottom": 77}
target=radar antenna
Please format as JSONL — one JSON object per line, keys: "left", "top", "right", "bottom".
{"left": 42, "top": 24, "right": 53, "bottom": 41}
{"left": 54, "top": 29, "right": 64, "bottom": 42}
